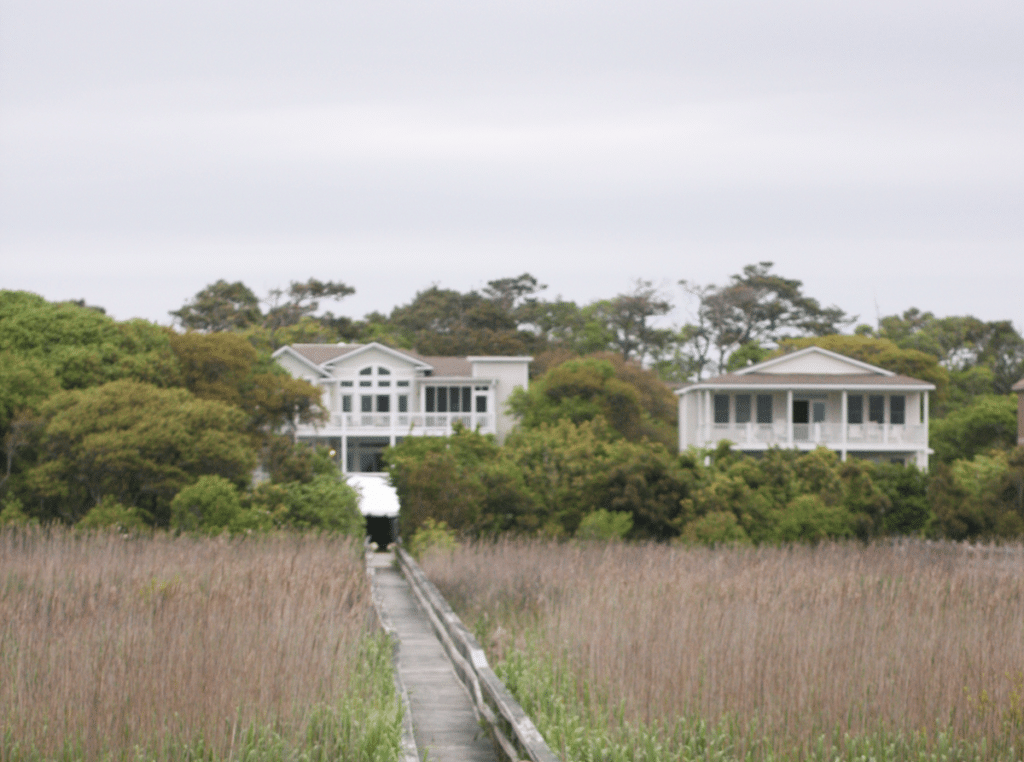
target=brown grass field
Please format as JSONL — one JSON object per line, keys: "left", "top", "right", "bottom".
{"left": 0, "top": 528, "right": 377, "bottom": 761}
{"left": 422, "top": 539, "right": 1024, "bottom": 757}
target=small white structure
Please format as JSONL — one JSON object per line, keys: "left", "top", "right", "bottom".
{"left": 346, "top": 473, "right": 400, "bottom": 517}
{"left": 677, "top": 346, "right": 935, "bottom": 469}
{"left": 273, "top": 342, "right": 531, "bottom": 473}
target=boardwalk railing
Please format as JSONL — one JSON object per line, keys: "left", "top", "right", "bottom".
{"left": 397, "top": 548, "right": 561, "bottom": 762}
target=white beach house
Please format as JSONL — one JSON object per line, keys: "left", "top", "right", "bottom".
{"left": 677, "top": 346, "right": 935, "bottom": 469}
{"left": 273, "top": 341, "right": 531, "bottom": 473}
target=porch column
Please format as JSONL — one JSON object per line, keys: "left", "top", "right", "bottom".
{"left": 923, "top": 390, "right": 930, "bottom": 469}
{"left": 787, "top": 390, "right": 794, "bottom": 447}
{"left": 841, "top": 390, "right": 848, "bottom": 461}
{"left": 679, "top": 391, "right": 688, "bottom": 450}
{"left": 704, "top": 389, "right": 711, "bottom": 445}
{"left": 696, "top": 390, "right": 702, "bottom": 445}
{"left": 883, "top": 394, "right": 890, "bottom": 444}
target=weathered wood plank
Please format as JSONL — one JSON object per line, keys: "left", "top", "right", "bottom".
{"left": 398, "top": 549, "right": 562, "bottom": 762}
{"left": 369, "top": 551, "right": 497, "bottom": 762}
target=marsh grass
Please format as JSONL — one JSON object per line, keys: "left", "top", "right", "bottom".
{"left": 423, "top": 540, "right": 1024, "bottom": 761}
{"left": 0, "top": 528, "right": 401, "bottom": 762}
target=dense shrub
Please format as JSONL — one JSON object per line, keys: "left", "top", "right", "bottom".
{"left": 387, "top": 418, "right": 941, "bottom": 544}
{"left": 170, "top": 475, "right": 243, "bottom": 533}
{"left": 243, "top": 474, "right": 364, "bottom": 535}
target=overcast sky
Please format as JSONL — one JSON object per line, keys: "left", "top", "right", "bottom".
{"left": 1, "top": 0, "right": 1021, "bottom": 332}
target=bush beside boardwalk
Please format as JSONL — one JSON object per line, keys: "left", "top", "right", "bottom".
{"left": 390, "top": 422, "right": 1024, "bottom": 545}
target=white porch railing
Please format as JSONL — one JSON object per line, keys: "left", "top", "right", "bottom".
{"left": 324, "top": 412, "right": 495, "bottom": 433}
{"left": 701, "top": 423, "right": 927, "bottom": 448}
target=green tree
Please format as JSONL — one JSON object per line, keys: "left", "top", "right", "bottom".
{"left": 171, "top": 278, "right": 357, "bottom": 347}
{"left": 589, "top": 280, "right": 673, "bottom": 364}
{"left": 0, "top": 497, "right": 34, "bottom": 527}
{"left": 27, "top": 380, "right": 257, "bottom": 525}
{"left": 929, "top": 395, "right": 1018, "bottom": 464}
{"left": 520, "top": 299, "right": 612, "bottom": 357}
{"left": 681, "top": 511, "right": 750, "bottom": 545}
{"left": 0, "top": 354, "right": 59, "bottom": 493}
{"left": 387, "top": 284, "right": 536, "bottom": 356}
{"left": 0, "top": 291, "right": 182, "bottom": 390}
{"left": 510, "top": 358, "right": 638, "bottom": 432}
{"left": 776, "top": 334, "right": 949, "bottom": 406}
{"left": 170, "top": 331, "right": 258, "bottom": 408}
{"left": 170, "top": 475, "right": 242, "bottom": 532}
{"left": 260, "top": 438, "right": 337, "bottom": 484}
{"left": 928, "top": 452, "right": 1022, "bottom": 540}
{"left": 502, "top": 418, "right": 619, "bottom": 536}
{"left": 168, "top": 330, "right": 325, "bottom": 440}
{"left": 599, "top": 438, "right": 697, "bottom": 539}
{"left": 679, "top": 263, "right": 854, "bottom": 375}
{"left": 385, "top": 425, "right": 503, "bottom": 536}
{"left": 685, "top": 447, "right": 902, "bottom": 543}
{"left": 261, "top": 279, "right": 356, "bottom": 343}
{"left": 170, "top": 280, "right": 262, "bottom": 332}
{"left": 877, "top": 310, "right": 1024, "bottom": 396}
{"left": 406, "top": 518, "right": 459, "bottom": 559}
{"left": 514, "top": 353, "right": 677, "bottom": 445}
{"left": 482, "top": 273, "right": 548, "bottom": 318}
{"left": 78, "top": 495, "right": 148, "bottom": 532}
{"left": 245, "top": 475, "right": 363, "bottom": 534}
{"left": 773, "top": 494, "right": 854, "bottom": 543}
{"left": 869, "top": 462, "right": 931, "bottom": 535}
{"left": 725, "top": 341, "right": 770, "bottom": 371}
{"left": 575, "top": 509, "right": 633, "bottom": 541}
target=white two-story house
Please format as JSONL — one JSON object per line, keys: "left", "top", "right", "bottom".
{"left": 677, "top": 346, "right": 935, "bottom": 469}
{"left": 273, "top": 342, "right": 531, "bottom": 473}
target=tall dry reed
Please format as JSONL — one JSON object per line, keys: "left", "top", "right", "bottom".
{"left": 0, "top": 528, "right": 374, "bottom": 760}
{"left": 422, "top": 540, "right": 1024, "bottom": 755}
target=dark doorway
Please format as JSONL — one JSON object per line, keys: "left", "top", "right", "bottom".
{"left": 365, "top": 515, "right": 397, "bottom": 547}
{"left": 346, "top": 437, "right": 391, "bottom": 473}
{"left": 792, "top": 400, "right": 809, "bottom": 424}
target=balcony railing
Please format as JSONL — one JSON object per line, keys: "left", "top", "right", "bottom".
{"left": 316, "top": 412, "right": 495, "bottom": 433}
{"left": 701, "top": 422, "right": 927, "bottom": 448}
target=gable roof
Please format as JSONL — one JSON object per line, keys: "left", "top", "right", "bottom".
{"left": 273, "top": 342, "right": 480, "bottom": 378}
{"left": 282, "top": 343, "right": 353, "bottom": 364}
{"left": 1013, "top": 377, "right": 1024, "bottom": 392}
{"left": 271, "top": 345, "right": 331, "bottom": 377}
{"left": 320, "top": 342, "right": 434, "bottom": 371}
{"left": 735, "top": 346, "right": 894, "bottom": 376}
{"left": 679, "top": 346, "right": 935, "bottom": 392}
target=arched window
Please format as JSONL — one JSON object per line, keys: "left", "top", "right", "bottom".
{"left": 355, "top": 366, "right": 400, "bottom": 415}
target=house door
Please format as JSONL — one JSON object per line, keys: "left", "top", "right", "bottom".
{"left": 812, "top": 402, "right": 825, "bottom": 423}
{"left": 793, "top": 400, "right": 826, "bottom": 424}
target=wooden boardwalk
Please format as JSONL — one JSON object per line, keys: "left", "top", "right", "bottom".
{"left": 368, "top": 552, "right": 497, "bottom": 762}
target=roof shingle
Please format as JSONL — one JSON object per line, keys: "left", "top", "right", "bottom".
{"left": 286, "top": 343, "right": 474, "bottom": 378}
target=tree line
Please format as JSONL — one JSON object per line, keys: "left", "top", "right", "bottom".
{"left": 388, "top": 354, "right": 1024, "bottom": 544}
{"left": 2, "top": 263, "right": 1023, "bottom": 541}
{"left": 168, "top": 264, "right": 1024, "bottom": 405}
